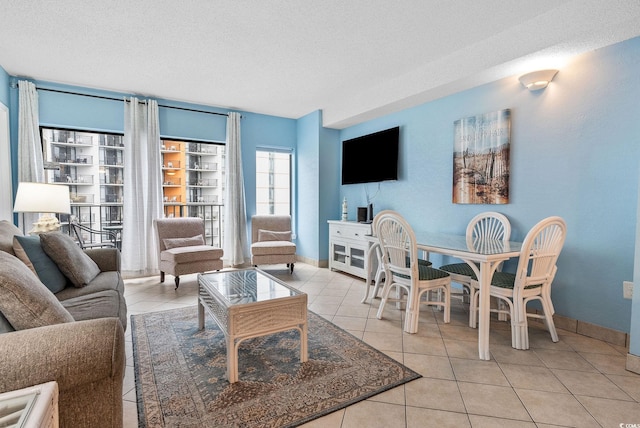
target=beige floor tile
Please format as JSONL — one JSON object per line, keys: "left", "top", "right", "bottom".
{"left": 579, "top": 351, "right": 632, "bottom": 376}
{"left": 406, "top": 407, "right": 470, "bottom": 428}
{"left": 341, "top": 400, "right": 406, "bottom": 428}
{"left": 403, "top": 353, "right": 454, "bottom": 380}
{"left": 458, "top": 383, "right": 531, "bottom": 421}
{"left": 576, "top": 395, "right": 640, "bottom": 427}
{"left": 607, "top": 373, "right": 640, "bottom": 401}
{"left": 362, "top": 331, "right": 403, "bottom": 352}
{"left": 334, "top": 303, "right": 370, "bottom": 318}
{"left": 450, "top": 358, "right": 510, "bottom": 386}
{"left": 403, "top": 334, "right": 448, "bottom": 356}
{"left": 499, "top": 363, "right": 568, "bottom": 393}
{"left": 489, "top": 344, "right": 545, "bottom": 366}
{"left": 467, "top": 414, "right": 537, "bottom": 428}
{"left": 364, "top": 317, "right": 403, "bottom": 333}
{"left": 405, "top": 378, "right": 466, "bottom": 412}
{"left": 533, "top": 348, "right": 598, "bottom": 371}
{"left": 438, "top": 324, "right": 480, "bottom": 342}
{"left": 551, "top": 368, "right": 634, "bottom": 400}
{"left": 515, "top": 389, "right": 599, "bottom": 427}
{"left": 560, "top": 333, "right": 622, "bottom": 355}
{"left": 443, "top": 338, "right": 481, "bottom": 359}
{"left": 368, "top": 384, "right": 406, "bottom": 406}
{"left": 331, "top": 315, "right": 367, "bottom": 331}
{"left": 308, "top": 302, "right": 339, "bottom": 316}
{"left": 298, "top": 409, "right": 345, "bottom": 428}
{"left": 122, "top": 400, "right": 139, "bottom": 428}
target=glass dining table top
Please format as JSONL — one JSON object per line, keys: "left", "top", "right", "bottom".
{"left": 413, "top": 231, "right": 522, "bottom": 256}
{"left": 198, "top": 268, "right": 301, "bottom": 306}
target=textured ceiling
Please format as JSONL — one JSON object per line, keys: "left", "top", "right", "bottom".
{"left": 0, "top": 0, "right": 639, "bottom": 128}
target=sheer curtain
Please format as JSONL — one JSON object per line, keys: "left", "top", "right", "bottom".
{"left": 122, "top": 97, "right": 163, "bottom": 277}
{"left": 223, "top": 112, "right": 248, "bottom": 266}
{"left": 17, "top": 80, "right": 45, "bottom": 230}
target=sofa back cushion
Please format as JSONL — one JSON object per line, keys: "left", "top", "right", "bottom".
{"left": 0, "top": 251, "right": 74, "bottom": 330}
{"left": 0, "top": 220, "right": 23, "bottom": 256}
{"left": 40, "top": 232, "right": 101, "bottom": 288}
{"left": 13, "top": 235, "right": 69, "bottom": 293}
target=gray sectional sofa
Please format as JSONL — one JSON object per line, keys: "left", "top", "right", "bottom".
{"left": 0, "top": 220, "right": 126, "bottom": 427}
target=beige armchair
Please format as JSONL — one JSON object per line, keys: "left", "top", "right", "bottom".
{"left": 154, "top": 217, "right": 223, "bottom": 288}
{"left": 251, "top": 215, "right": 296, "bottom": 273}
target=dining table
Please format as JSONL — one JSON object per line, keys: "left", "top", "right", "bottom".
{"left": 364, "top": 232, "right": 522, "bottom": 361}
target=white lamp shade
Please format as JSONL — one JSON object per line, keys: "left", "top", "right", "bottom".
{"left": 519, "top": 69, "right": 559, "bottom": 91}
{"left": 13, "top": 182, "right": 71, "bottom": 214}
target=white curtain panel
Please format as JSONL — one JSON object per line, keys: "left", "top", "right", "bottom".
{"left": 122, "top": 97, "right": 163, "bottom": 277}
{"left": 17, "top": 80, "right": 45, "bottom": 231}
{"left": 223, "top": 112, "right": 249, "bottom": 266}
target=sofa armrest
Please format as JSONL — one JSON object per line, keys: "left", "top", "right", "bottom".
{"left": 0, "top": 318, "right": 125, "bottom": 427}
{"left": 85, "top": 247, "right": 121, "bottom": 272}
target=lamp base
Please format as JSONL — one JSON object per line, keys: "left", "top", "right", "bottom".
{"left": 29, "top": 214, "right": 61, "bottom": 235}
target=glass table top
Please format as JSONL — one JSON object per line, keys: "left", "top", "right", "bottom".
{"left": 199, "top": 269, "right": 300, "bottom": 305}
{"left": 415, "top": 232, "right": 522, "bottom": 256}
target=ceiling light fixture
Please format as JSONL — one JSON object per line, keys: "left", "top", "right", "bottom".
{"left": 519, "top": 69, "right": 559, "bottom": 91}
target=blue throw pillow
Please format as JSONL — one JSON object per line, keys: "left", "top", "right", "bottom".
{"left": 12, "top": 235, "right": 68, "bottom": 294}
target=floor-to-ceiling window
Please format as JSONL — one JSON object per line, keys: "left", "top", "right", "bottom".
{"left": 256, "top": 149, "right": 291, "bottom": 215}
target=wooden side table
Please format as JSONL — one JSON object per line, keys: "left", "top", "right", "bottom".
{"left": 0, "top": 381, "right": 59, "bottom": 427}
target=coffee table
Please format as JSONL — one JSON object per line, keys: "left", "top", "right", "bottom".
{"left": 197, "top": 268, "right": 308, "bottom": 383}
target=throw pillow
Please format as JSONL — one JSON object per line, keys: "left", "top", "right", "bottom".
{"left": 13, "top": 235, "right": 68, "bottom": 293}
{"left": 0, "top": 220, "right": 23, "bottom": 256}
{"left": 163, "top": 234, "right": 205, "bottom": 249}
{"left": 0, "top": 251, "right": 74, "bottom": 330}
{"left": 40, "top": 232, "right": 101, "bottom": 288}
{"left": 258, "top": 229, "right": 292, "bottom": 242}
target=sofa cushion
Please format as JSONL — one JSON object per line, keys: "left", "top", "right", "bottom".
{"left": 0, "top": 312, "right": 15, "bottom": 333}
{"left": 251, "top": 240, "right": 297, "bottom": 256}
{"left": 0, "top": 251, "right": 74, "bottom": 330}
{"left": 160, "top": 245, "right": 223, "bottom": 264}
{"left": 13, "top": 235, "right": 68, "bottom": 293}
{"left": 258, "top": 229, "right": 292, "bottom": 242}
{"left": 0, "top": 220, "right": 22, "bottom": 256}
{"left": 163, "top": 234, "right": 205, "bottom": 249}
{"left": 40, "top": 232, "right": 101, "bottom": 288}
{"left": 55, "top": 271, "right": 123, "bottom": 300}
{"left": 61, "top": 289, "right": 124, "bottom": 323}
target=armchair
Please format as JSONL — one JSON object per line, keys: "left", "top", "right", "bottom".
{"left": 250, "top": 215, "right": 296, "bottom": 273}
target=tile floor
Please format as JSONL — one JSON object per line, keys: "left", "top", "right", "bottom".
{"left": 121, "top": 263, "right": 640, "bottom": 428}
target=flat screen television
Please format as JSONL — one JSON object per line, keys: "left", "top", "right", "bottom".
{"left": 341, "top": 126, "right": 399, "bottom": 185}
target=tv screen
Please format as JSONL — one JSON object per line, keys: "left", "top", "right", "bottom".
{"left": 341, "top": 127, "right": 399, "bottom": 185}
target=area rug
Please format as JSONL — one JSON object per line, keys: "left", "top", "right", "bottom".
{"left": 132, "top": 306, "right": 420, "bottom": 427}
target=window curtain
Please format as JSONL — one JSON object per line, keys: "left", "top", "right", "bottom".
{"left": 223, "top": 112, "right": 249, "bottom": 266}
{"left": 17, "top": 80, "right": 45, "bottom": 230}
{"left": 122, "top": 97, "right": 163, "bottom": 277}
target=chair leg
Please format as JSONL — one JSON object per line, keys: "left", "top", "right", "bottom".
{"left": 289, "top": 263, "right": 294, "bottom": 273}
{"left": 539, "top": 297, "right": 559, "bottom": 343}
{"left": 160, "top": 271, "right": 165, "bottom": 283}
{"left": 376, "top": 280, "right": 395, "bottom": 320}
{"left": 174, "top": 276, "right": 180, "bottom": 290}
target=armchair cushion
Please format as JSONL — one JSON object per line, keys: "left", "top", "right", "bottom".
{"left": 40, "top": 232, "right": 101, "bottom": 288}
{"left": 161, "top": 245, "right": 224, "bottom": 264}
{"left": 13, "top": 235, "right": 68, "bottom": 293}
{"left": 258, "top": 229, "right": 292, "bottom": 242}
{"left": 251, "top": 240, "right": 296, "bottom": 256}
{"left": 0, "top": 220, "right": 22, "bottom": 256}
{"left": 0, "top": 251, "right": 74, "bottom": 330}
{"left": 163, "top": 234, "right": 205, "bottom": 249}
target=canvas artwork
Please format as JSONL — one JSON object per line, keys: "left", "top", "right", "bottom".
{"left": 453, "top": 109, "right": 511, "bottom": 204}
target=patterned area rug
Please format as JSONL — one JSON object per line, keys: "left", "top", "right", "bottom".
{"left": 132, "top": 306, "right": 420, "bottom": 427}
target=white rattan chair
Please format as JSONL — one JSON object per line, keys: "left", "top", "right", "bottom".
{"left": 440, "top": 211, "right": 511, "bottom": 327}
{"left": 374, "top": 211, "right": 451, "bottom": 333}
{"left": 470, "top": 216, "right": 566, "bottom": 350}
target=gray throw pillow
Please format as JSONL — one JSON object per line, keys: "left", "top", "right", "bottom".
{"left": 258, "top": 229, "right": 292, "bottom": 242}
{"left": 163, "top": 234, "right": 205, "bottom": 249}
{"left": 40, "top": 232, "right": 101, "bottom": 288}
{"left": 0, "top": 251, "right": 74, "bottom": 330}
{"left": 0, "top": 220, "right": 23, "bottom": 256}
{"left": 13, "top": 235, "right": 69, "bottom": 293}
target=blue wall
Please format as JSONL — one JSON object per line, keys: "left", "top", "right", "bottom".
{"left": 0, "top": 66, "right": 8, "bottom": 106}
{"left": 337, "top": 37, "right": 640, "bottom": 333}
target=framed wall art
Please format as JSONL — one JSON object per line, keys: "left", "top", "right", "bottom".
{"left": 452, "top": 109, "right": 511, "bottom": 204}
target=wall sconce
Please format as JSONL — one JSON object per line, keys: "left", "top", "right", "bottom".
{"left": 519, "top": 69, "right": 558, "bottom": 91}
{"left": 13, "top": 182, "right": 71, "bottom": 234}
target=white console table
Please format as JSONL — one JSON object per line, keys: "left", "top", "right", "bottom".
{"left": 328, "top": 220, "right": 374, "bottom": 279}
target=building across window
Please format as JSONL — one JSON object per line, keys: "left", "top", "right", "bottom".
{"left": 256, "top": 150, "right": 291, "bottom": 215}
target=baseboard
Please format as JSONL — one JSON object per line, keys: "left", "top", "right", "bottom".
{"left": 626, "top": 353, "right": 640, "bottom": 374}
{"left": 295, "top": 255, "right": 328, "bottom": 268}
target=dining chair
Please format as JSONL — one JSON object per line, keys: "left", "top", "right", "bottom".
{"left": 374, "top": 210, "right": 451, "bottom": 333}
{"left": 470, "top": 216, "right": 567, "bottom": 350}
{"left": 69, "top": 220, "right": 118, "bottom": 250}
{"left": 439, "top": 211, "right": 511, "bottom": 327}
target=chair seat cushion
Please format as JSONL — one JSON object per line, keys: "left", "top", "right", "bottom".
{"left": 491, "top": 271, "right": 541, "bottom": 290}
{"left": 395, "top": 264, "right": 450, "bottom": 281}
{"left": 251, "top": 241, "right": 296, "bottom": 256}
{"left": 161, "top": 245, "right": 223, "bottom": 264}
{"left": 440, "top": 262, "right": 477, "bottom": 279}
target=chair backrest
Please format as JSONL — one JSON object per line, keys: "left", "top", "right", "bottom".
{"left": 154, "top": 217, "right": 206, "bottom": 252}
{"left": 466, "top": 212, "right": 511, "bottom": 263}
{"left": 514, "top": 216, "right": 567, "bottom": 291}
{"left": 251, "top": 215, "right": 292, "bottom": 244}
{"left": 374, "top": 211, "right": 418, "bottom": 281}
{"left": 69, "top": 220, "right": 116, "bottom": 249}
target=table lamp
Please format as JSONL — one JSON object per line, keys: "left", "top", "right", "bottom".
{"left": 13, "top": 182, "right": 72, "bottom": 234}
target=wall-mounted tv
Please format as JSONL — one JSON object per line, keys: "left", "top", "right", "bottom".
{"left": 341, "top": 126, "right": 399, "bottom": 185}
